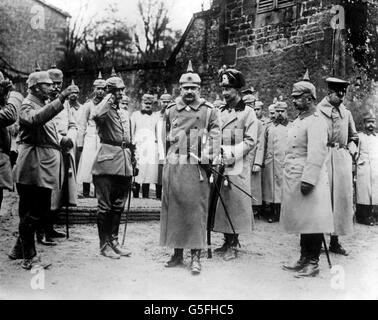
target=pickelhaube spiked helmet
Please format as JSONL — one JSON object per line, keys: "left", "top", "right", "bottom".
{"left": 179, "top": 60, "right": 201, "bottom": 87}
{"left": 47, "top": 62, "right": 64, "bottom": 82}
{"left": 106, "top": 67, "right": 125, "bottom": 89}
{"left": 93, "top": 71, "right": 106, "bottom": 88}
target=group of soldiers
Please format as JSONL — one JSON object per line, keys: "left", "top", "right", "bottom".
{"left": 0, "top": 59, "right": 377, "bottom": 278}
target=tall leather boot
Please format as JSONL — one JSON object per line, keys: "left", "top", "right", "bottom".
{"left": 133, "top": 183, "right": 140, "bottom": 198}
{"left": 330, "top": 235, "right": 348, "bottom": 256}
{"left": 8, "top": 237, "right": 24, "bottom": 260}
{"left": 142, "top": 184, "right": 150, "bottom": 198}
{"left": 190, "top": 249, "right": 201, "bottom": 275}
{"left": 214, "top": 233, "right": 231, "bottom": 253}
{"left": 295, "top": 234, "right": 321, "bottom": 278}
{"left": 82, "top": 183, "right": 90, "bottom": 198}
{"left": 223, "top": 234, "right": 238, "bottom": 261}
{"left": 156, "top": 184, "right": 162, "bottom": 200}
{"left": 165, "top": 248, "right": 184, "bottom": 267}
{"left": 110, "top": 213, "right": 131, "bottom": 257}
{"left": 283, "top": 235, "right": 309, "bottom": 271}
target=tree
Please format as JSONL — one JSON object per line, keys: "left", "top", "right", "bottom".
{"left": 134, "top": 0, "right": 181, "bottom": 62}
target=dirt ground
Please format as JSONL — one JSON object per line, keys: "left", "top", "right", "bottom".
{"left": 1, "top": 190, "right": 378, "bottom": 300}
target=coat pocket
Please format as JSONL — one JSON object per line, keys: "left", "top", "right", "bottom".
{"left": 97, "top": 153, "right": 115, "bottom": 162}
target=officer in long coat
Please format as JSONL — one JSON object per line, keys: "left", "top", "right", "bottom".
{"left": 0, "top": 72, "right": 22, "bottom": 212}
{"left": 263, "top": 102, "right": 291, "bottom": 223}
{"left": 77, "top": 72, "right": 106, "bottom": 198}
{"left": 155, "top": 91, "right": 173, "bottom": 200}
{"left": 92, "top": 71, "right": 134, "bottom": 259}
{"left": 355, "top": 110, "right": 378, "bottom": 225}
{"left": 160, "top": 61, "right": 220, "bottom": 274}
{"left": 243, "top": 94, "right": 265, "bottom": 218}
{"left": 131, "top": 93, "right": 159, "bottom": 198}
{"left": 9, "top": 71, "right": 76, "bottom": 270}
{"left": 281, "top": 79, "right": 334, "bottom": 278}
{"left": 317, "top": 77, "right": 359, "bottom": 255}
{"left": 212, "top": 69, "right": 258, "bottom": 261}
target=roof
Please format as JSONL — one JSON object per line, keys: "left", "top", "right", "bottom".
{"left": 34, "top": 0, "right": 71, "bottom": 18}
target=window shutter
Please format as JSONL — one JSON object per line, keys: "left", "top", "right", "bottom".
{"left": 277, "top": 0, "right": 294, "bottom": 9}
{"left": 257, "top": 0, "right": 274, "bottom": 13}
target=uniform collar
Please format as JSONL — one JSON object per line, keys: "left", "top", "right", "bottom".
{"left": 318, "top": 97, "right": 347, "bottom": 119}
{"left": 274, "top": 118, "right": 289, "bottom": 126}
{"left": 25, "top": 93, "right": 44, "bottom": 107}
{"left": 298, "top": 107, "right": 317, "bottom": 120}
{"left": 364, "top": 130, "right": 376, "bottom": 136}
{"left": 220, "top": 99, "right": 246, "bottom": 112}
{"left": 176, "top": 97, "right": 203, "bottom": 111}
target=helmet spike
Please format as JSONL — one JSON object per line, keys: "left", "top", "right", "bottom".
{"left": 303, "top": 69, "right": 310, "bottom": 82}
{"left": 187, "top": 60, "right": 194, "bottom": 73}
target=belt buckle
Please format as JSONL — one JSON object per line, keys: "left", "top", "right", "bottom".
{"left": 121, "top": 141, "right": 127, "bottom": 149}
{"left": 334, "top": 142, "right": 339, "bottom": 149}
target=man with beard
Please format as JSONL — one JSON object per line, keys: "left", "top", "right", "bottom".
{"left": 263, "top": 101, "right": 291, "bottom": 223}
{"left": 160, "top": 61, "right": 220, "bottom": 274}
{"left": 131, "top": 93, "right": 159, "bottom": 198}
{"left": 317, "top": 77, "right": 359, "bottom": 255}
{"left": 92, "top": 70, "right": 134, "bottom": 259}
{"left": 243, "top": 94, "right": 265, "bottom": 219}
{"left": 8, "top": 71, "right": 76, "bottom": 269}
{"left": 36, "top": 65, "right": 78, "bottom": 245}
{"left": 155, "top": 91, "right": 173, "bottom": 200}
{"left": 355, "top": 110, "right": 378, "bottom": 225}
{"left": 281, "top": 78, "right": 334, "bottom": 278}
{"left": 77, "top": 72, "right": 106, "bottom": 198}
{"left": 0, "top": 72, "right": 22, "bottom": 212}
{"left": 212, "top": 69, "right": 258, "bottom": 261}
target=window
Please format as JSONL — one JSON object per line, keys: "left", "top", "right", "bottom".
{"left": 257, "top": 0, "right": 294, "bottom": 14}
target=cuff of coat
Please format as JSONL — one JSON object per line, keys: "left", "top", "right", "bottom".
{"left": 301, "top": 162, "right": 322, "bottom": 186}
{"left": 7, "top": 91, "right": 23, "bottom": 108}
{"left": 233, "top": 142, "right": 246, "bottom": 161}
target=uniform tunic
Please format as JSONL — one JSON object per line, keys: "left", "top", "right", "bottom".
{"left": 213, "top": 100, "right": 258, "bottom": 234}
{"left": 263, "top": 120, "right": 292, "bottom": 204}
{"left": 77, "top": 99, "right": 101, "bottom": 184}
{"left": 250, "top": 119, "right": 265, "bottom": 206}
{"left": 160, "top": 97, "right": 220, "bottom": 249}
{"left": 0, "top": 92, "right": 20, "bottom": 190}
{"left": 15, "top": 94, "right": 64, "bottom": 190}
{"left": 131, "top": 110, "right": 159, "bottom": 184}
{"left": 281, "top": 110, "right": 334, "bottom": 234}
{"left": 51, "top": 103, "right": 78, "bottom": 210}
{"left": 356, "top": 131, "right": 378, "bottom": 205}
{"left": 317, "top": 98, "right": 358, "bottom": 235}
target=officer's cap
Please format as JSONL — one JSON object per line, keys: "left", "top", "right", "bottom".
{"left": 242, "top": 94, "right": 256, "bottom": 105}
{"left": 219, "top": 68, "right": 246, "bottom": 89}
{"left": 274, "top": 102, "right": 288, "bottom": 111}
{"left": 363, "top": 109, "right": 377, "bottom": 121}
{"left": 27, "top": 71, "right": 53, "bottom": 89}
{"left": 47, "top": 63, "right": 64, "bottom": 82}
{"left": 160, "top": 89, "right": 172, "bottom": 102}
{"left": 121, "top": 95, "right": 130, "bottom": 104}
{"left": 255, "top": 100, "right": 264, "bottom": 109}
{"left": 268, "top": 104, "right": 276, "bottom": 112}
{"left": 326, "top": 77, "right": 349, "bottom": 94}
{"left": 241, "top": 86, "right": 255, "bottom": 95}
{"left": 179, "top": 61, "right": 201, "bottom": 87}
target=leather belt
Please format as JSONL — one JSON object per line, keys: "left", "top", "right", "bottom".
{"left": 101, "top": 139, "right": 133, "bottom": 149}
{"left": 327, "top": 142, "right": 346, "bottom": 149}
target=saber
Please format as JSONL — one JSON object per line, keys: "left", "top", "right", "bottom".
{"left": 322, "top": 234, "right": 332, "bottom": 269}
{"left": 65, "top": 205, "right": 69, "bottom": 239}
{"left": 189, "top": 152, "right": 256, "bottom": 201}
{"left": 122, "top": 177, "right": 134, "bottom": 246}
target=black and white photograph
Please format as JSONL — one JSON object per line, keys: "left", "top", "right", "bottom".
{"left": 1, "top": 0, "right": 378, "bottom": 304}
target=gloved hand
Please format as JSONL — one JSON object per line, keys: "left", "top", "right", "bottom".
{"left": 252, "top": 164, "right": 262, "bottom": 173}
{"left": 301, "top": 182, "right": 314, "bottom": 195}
{"left": 221, "top": 146, "right": 235, "bottom": 167}
{"left": 0, "top": 79, "right": 13, "bottom": 97}
{"left": 60, "top": 136, "right": 74, "bottom": 150}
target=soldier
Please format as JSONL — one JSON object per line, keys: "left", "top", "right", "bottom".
{"left": 92, "top": 70, "right": 134, "bottom": 259}
{"left": 212, "top": 69, "right": 258, "bottom": 261}
{"left": 0, "top": 72, "right": 22, "bottom": 212}
{"left": 282, "top": 78, "right": 334, "bottom": 278}
{"left": 355, "top": 110, "right": 378, "bottom": 225}
{"left": 155, "top": 91, "right": 173, "bottom": 200}
{"left": 120, "top": 94, "right": 130, "bottom": 110}
{"left": 317, "top": 77, "right": 359, "bottom": 255}
{"left": 160, "top": 61, "right": 220, "bottom": 274}
{"left": 263, "top": 101, "right": 291, "bottom": 223}
{"left": 8, "top": 71, "right": 76, "bottom": 269}
{"left": 243, "top": 94, "right": 265, "bottom": 219}
{"left": 77, "top": 72, "right": 106, "bottom": 198}
{"left": 268, "top": 104, "right": 276, "bottom": 122}
{"left": 48, "top": 68, "right": 79, "bottom": 244}
{"left": 131, "top": 93, "right": 159, "bottom": 198}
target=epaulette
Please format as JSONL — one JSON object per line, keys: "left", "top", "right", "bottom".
{"left": 202, "top": 101, "right": 214, "bottom": 109}
{"left": 166, "top": 102, "right": 176, "bottom": 109}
